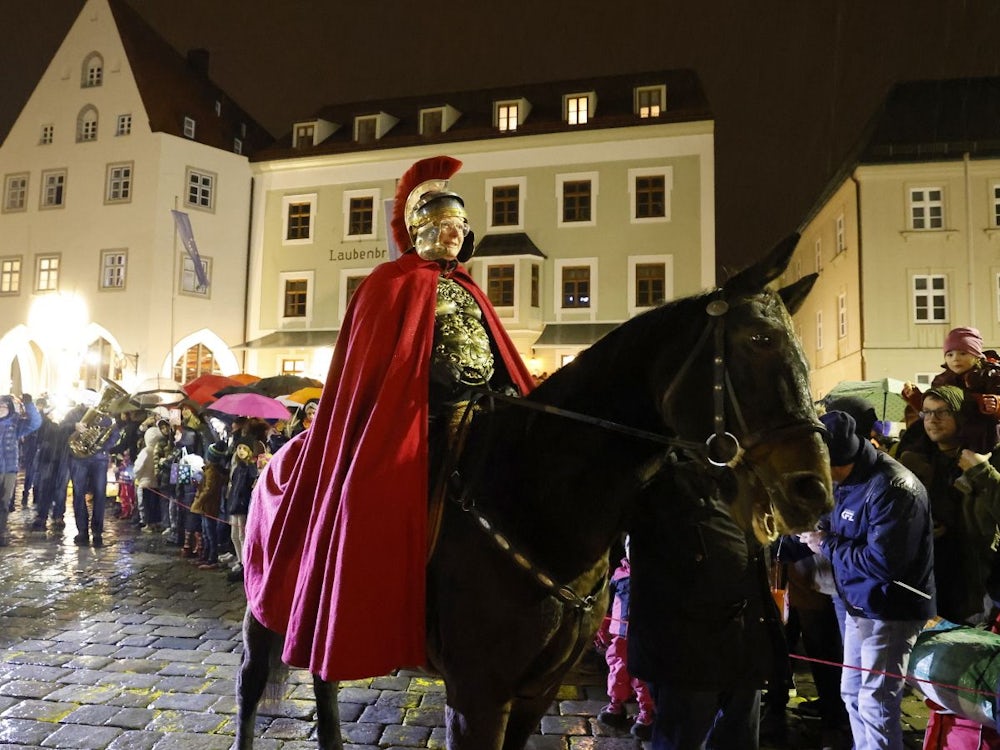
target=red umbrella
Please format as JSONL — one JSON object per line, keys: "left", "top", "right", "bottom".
{"left": 208, "top": 392, "right": 290, "bottom": 420}
{"left": 183, "top": 374, "right": 246, "bottom": 405}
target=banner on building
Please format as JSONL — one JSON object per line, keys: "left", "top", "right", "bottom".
{"left": 170, "top": 209, "right": 209, "bottom": 288}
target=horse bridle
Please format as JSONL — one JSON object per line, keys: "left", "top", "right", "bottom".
{"left": 448, "top": 287, "right": 826, "bottom": 610}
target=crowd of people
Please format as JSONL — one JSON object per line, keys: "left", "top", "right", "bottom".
{"left": 8, "top": 154, "right": 1000, "bottom": 750}
{"left": 2, "top": 391, "right": 318, "bottom": 584}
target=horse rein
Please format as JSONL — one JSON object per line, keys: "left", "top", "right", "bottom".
{"left": 444, "top": 288, "right": 825, "bottom": 611}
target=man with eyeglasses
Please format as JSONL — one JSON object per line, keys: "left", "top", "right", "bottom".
{"left": 242, "top": 156, "right": 535, "bottom": 682}
{"left": 899, "top": 385, "right": 1000, "bottom": 626}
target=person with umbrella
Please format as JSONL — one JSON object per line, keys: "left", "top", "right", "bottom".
{"left": 243, "top": 155, "right": 535, "bottom": 682}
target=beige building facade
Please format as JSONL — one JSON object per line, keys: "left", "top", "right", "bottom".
{"left": 244, "top": 72, "right": 716, "bottom": 379}
{"left": 787, "top": 77, "right": 1000, "bottom": 405}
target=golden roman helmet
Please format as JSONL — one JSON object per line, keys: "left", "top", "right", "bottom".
{"left": 391, "top": 156, "right": 475, "bottom": 261}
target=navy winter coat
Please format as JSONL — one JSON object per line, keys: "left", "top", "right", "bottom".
{"left": 822, "top": 440, "right": 936, "bottom": 621}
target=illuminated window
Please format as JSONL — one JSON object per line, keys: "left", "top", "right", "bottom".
{"left": 173, "top": 343, "right": 220, "bottom": 384}
{"left": 497, "top": 102, "right": 518, "bottom": 132}
{"left": 36, "top": 255, "right": 60, "bottom": 292}
{"left": 566, "top": 95, "right": 589, "bottom": 125}
{"left": 635, "top": 86, "right": 665, "bottom": 118}
{"left": 0, "top": 257, "right": 21, "bottom": 294}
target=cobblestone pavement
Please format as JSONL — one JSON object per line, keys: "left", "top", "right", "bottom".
{"left": 0, "top": 500, "right": 931, "bottom": 749}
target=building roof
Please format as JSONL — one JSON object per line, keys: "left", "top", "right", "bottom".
{"left": 473, "top": 232, "right": 547, "bottom": 259}
{"left": 861, "top": 76, "right": 1000, "bottom": 164}
{"left": 107, "top": 0, "right": 273, "bottom": 154}
{"left": 252, "top": 68, "right": 711, "bottom": 161}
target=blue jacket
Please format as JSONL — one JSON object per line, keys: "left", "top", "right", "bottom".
{"left": 822, "top": 440, "right": 936, "bottom": 621}
{"left": 0, "top": 398, "right": 41, "bottom": 473}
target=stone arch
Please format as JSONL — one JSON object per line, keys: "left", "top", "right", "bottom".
{"left": 161, "top": 329, "right": 240, "bottom": 381}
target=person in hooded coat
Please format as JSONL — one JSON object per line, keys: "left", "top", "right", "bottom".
{"left": 244, "top": 155, "right": 533, "bottom": 681}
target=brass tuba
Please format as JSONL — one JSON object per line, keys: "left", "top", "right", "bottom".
{"left": 68, "top": 377, "right": 130, "bottom": 458}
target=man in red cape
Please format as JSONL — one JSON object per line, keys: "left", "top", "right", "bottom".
{"left": 243, "top": 156, "right": 534, "bottom": 681}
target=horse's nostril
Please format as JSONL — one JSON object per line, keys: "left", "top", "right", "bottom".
{"left": 789, "top": 473, "right": 832, "bottom": 510}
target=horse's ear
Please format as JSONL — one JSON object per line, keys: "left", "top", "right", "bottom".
{"left": 778, "top": 273, "right": 818, "bottom": 314}
{"left": 723, "top": 233, "right": 800, "bottom": 296}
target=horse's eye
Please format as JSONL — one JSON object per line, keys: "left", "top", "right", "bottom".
{"left": 751, "top": 333, "right": 773, "bottom": 348}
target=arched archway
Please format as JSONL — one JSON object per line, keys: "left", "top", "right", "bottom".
{"left": 162, "top": 329, "right": 240, "bottom": 382}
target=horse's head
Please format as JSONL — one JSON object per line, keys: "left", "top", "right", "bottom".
{"left": 655, "top": 234, "right": 833, "bottom": 543}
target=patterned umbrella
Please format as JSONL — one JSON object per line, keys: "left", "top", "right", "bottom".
{"left": 208, "top": 392, "right": 290, "bottom": 420}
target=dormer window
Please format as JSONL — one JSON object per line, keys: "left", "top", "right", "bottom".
{"left": 292, "top": 118, "right": 339, "bottom": 148}
{"left": 294, "top": 123, "right": 315, "bottom": 148}
{"left": 183, "top": 117, "right": 196, "bottom": 139}
{"left": 420, "top": 109, "right": 443, "bottom": 135}
{"left": 233, "top": 138, "right": 243, "bottom": 155}
{"left": 419, "top": 105, "right": 461, "bottom": 136}
{"left": 81, "top": 52, "right": 103, "bottom": 88}
{"left": 352, "top": 112, "right": 398, "bottom": 143}
{"left": 495, "top": 98, "right": 531, "bottom": 133}
{"left": 564, "top": 93, "right": 596, "bottom": 125}
{"left": 635, "top": 85, "right": 666, "bottom": 118}
{"left": 355, "top": 117, "right": 376, "bottom": 143}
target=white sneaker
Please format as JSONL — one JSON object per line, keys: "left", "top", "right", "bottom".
{"left": 218, "top": 553, "right": 235, "bottom": 564}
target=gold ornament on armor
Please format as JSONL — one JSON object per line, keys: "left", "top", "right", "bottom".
{"left": 431, "top": 278, "right": 495, "bottom": 387}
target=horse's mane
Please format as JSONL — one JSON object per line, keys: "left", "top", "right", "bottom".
{"left": 528, "top": 289, "right": 715, "bottom": 409}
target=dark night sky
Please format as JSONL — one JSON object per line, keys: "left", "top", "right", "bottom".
{"left": 3, "top": 0, "right": 1000, "bottom": 276}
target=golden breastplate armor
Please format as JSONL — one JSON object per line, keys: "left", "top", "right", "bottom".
{"left": 431, "top": 277, "right": 495, "bottom": 390}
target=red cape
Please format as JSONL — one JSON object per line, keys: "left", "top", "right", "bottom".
{"left": 244, "top": 252, "right": 534, "bottom": 681}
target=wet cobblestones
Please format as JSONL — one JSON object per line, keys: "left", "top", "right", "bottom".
{"left": 0, "top": 501, "right": 931, "bottom": 749}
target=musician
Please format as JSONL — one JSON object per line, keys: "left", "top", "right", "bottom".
{"left": 0, "top": 395, "right": 40, "bottom": 546}
{"left": 62, "top": 401, "right": 120, "bottom": 548}
{"left": 244, "top": 155, "right": 534, "bottom": 681}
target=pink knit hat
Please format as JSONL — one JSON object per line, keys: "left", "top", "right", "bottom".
{"left": 943, "top": 326, "right": 983, "bottom": 357}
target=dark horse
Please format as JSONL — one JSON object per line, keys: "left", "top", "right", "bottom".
{"left": 235, "top": 235, "right": 832, "bottom": 750}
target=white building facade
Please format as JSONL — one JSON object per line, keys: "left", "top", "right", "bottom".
{"left": 0, "top": 0, "right": 270, "bottom": 398}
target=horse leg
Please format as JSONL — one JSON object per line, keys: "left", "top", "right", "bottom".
{"left": 235, "top": 609, "right": 277, "bottom": 750}
{"left": 445, "top": 701, "right": 510, "bottom": 750}
{"left": 313, "top": 676, "right": 343, "bottom": 750}
{"left": 500, "top": 690, "right": 559, "bottom": 750}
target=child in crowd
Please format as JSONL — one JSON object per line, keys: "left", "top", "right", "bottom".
{"left": 594, "top": 536, "right": 655, "bottom": 740}
{"left": 902, "top": 326, "right": 1000, "bottom": 453}
{"left": 133, "top": 425, "right": 164, "bottom": 531}
{"left": 190, "top": 441, "right": 228, "bottom": 570}
{"left": 224, "top": 441, "right": 261, "bottom": 583}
